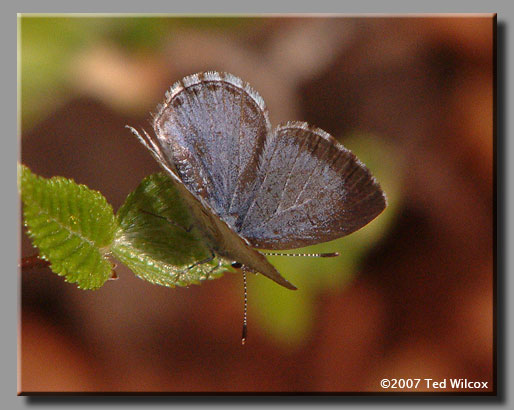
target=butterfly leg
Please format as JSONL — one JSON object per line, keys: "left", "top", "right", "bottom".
{"left": 204, "top": 257, "right": 222, "bottom": 280}
{"left": 186, "top": 250, "right": 216, "bottom": 271}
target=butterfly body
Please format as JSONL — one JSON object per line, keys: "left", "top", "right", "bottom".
{"left": 129, "top": 71, "right": 386, "bottom": 290}
{"left": 161, "top": 168, "right": 297, "bottom": 289}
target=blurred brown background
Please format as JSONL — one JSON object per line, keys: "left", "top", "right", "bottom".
{"left": 19, "top": 15, "right": 494, "bottom": 393}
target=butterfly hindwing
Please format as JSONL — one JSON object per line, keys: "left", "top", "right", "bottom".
{"left": 237, "top": 122, "right": 387, "bottom": 249}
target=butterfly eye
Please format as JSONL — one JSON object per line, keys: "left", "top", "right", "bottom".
{"left": 231, "top": 262, "right": 242, "bottom": 269}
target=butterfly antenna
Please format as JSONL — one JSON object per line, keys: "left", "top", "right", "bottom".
{"left": 126, "top": 126, "right": 162, "bottom": 163}
{"left": 241, "top": 269, "right": 248, "bottom": 346}
{"left": 126, "top": 125, "right": 151, "bottom": 151}
{"left": 263, "top": 252, "right": 339, "bottom": 258}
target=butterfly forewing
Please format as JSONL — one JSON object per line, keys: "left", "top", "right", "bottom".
{"left": 153, "top": 72, "right": 271, "bottom": 224}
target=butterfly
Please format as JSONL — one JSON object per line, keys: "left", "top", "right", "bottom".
{"left": 128, "top": 71, "right": 386, "bottom": 291}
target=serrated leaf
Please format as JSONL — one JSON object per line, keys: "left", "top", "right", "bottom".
{"left": 112, "top": 173, "right": 232, "bottom": 287}
{"left": 19, "top": 164, "right": 117, "bottom": 289}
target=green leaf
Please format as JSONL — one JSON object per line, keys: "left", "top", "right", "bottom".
{"left": 19, "top": 164, "right": 117, "bottom": 289}
{"left": 112, "top": 173, "right": 233, "bottom": 287}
